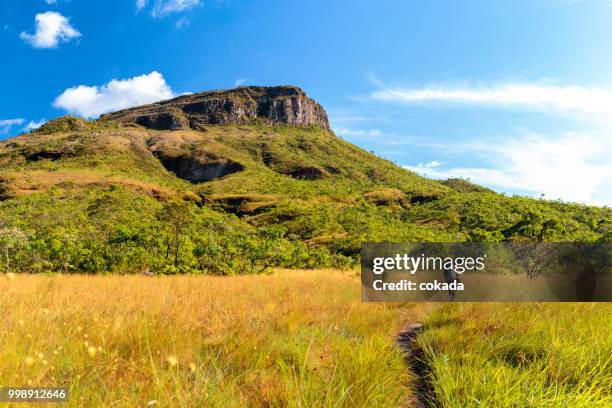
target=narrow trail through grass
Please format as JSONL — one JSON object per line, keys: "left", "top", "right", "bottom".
{"left": 396, "top": 323, "right": 437, "bottom": 408}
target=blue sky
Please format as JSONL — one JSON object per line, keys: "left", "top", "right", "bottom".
{"left": 1, "top": 0, "right": 611, "bottom": 205}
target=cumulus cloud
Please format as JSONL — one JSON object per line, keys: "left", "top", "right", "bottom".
{"left": 20, "top": 12, "right": 80, "bottom": 49}
{"left": 151, "top": 0, "right": 201, "bottom": 17}
{"left": 372, "top": 83, "right": 612, "bottom": 118}
{"left": 405, "top": 133, "right": 612, "bottom": 205}
{"left": 0, "top": 118, "right": 25, "bottom": 134}
{"left": 53, "top": 71, "right": 175, "bottom": 118}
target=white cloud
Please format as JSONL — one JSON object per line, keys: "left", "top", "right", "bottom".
{"left": 368, "top": 79, "right": 612, "bottom": 205}
{"left": 334, "top": 127, "right": 382, "bottom": 137}
{"left": 405, "top": 133, "right": 612, "bottom": 205}
{"left": 152, "top": 0, "right": 201, "bottom": 17}
{"left": 136, "top": 0, "right": 148, "bottom": 10}
{"left": 234, "top": 78, "right": 246, "bottom": 87}
{"left": 418, "top": 160, "right": 442, "bottom": 168}
{"left": 24, "top": 119, "right": 47, "bottom": 132}
{"left": 372, "top": 83, "right": 612, "bottom": 118}
{"left": 20, "top": 12, "right": 80, "bottom": 49}
{"left": 0, "top": 118, "right": 25, "bottom": 134}
{"left": 332, "top": 115, "right": 377, "bottom": 124}
{"left": 175, "top": 17, "right": 190, "bottom": 29}
{"left": 0, "top": 119, "right": 25, "bottom": 126}
{"left": 53, "top": 71, "right": 175, "bottom": 118}
{"left": 45, "top": 0, "right": 58, "bottom": 4}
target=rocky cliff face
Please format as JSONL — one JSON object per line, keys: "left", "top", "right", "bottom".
{"left": 101, "top": 86, "right": 331, "bottom": 131}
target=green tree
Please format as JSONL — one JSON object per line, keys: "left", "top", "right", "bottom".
{"left": 0, "top": 227, "right": 28, "bottom": 271}
{"left": 157, "top": 201, "right": 195, "bottom": 268}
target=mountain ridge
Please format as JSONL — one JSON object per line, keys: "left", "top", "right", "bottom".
{"left": 100, "top": 85, "right": 331, "bottom": 131}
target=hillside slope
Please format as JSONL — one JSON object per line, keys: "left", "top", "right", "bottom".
{"left": 0, "top": 86, "right": 609, "bottom": 274}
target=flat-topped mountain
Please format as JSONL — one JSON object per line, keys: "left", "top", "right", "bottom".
{"left": 0, "top": 86, "right": 608, "bottom": 274}
{"left": 101, "top": 86, "right": 331, "bottom": 131}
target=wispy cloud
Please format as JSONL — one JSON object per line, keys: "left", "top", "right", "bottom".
{"left": 334, "top": 127, "right": 382, "bottom": 138}
{"left": 417, "top": 160, "right": 442, "bottom": 168}
{"left": 151, "top": 0, "right": 201, "bottom": 17}
{"left": 53, "top": 71, "right": 175, "bottom": 118}
{"left": 137, "top": 0, "right": 201, "bottom": 17}
{"left": 20, "top": 12, "right": 80, "bottom": 49}
{"left": 24, "top": 119, "right": 47, "bottom": 132}
{"left": 330, "top": 114, "right": 383, "bottom": 124}
{"left": 175, "top": 17, "right": 190, "bottom": 29}
{"left": 0, "top": 118, "right": 25, "bottom": 134}
{"left": 234, "top": 78, "right": 246, "bottom": 87}
{"left": 405, "top": 132, "right": 612, "bottom": 205}
{"left": 367, "top": 79, "right": 612, "bottom": 204}
{"left": 372, "top": 83, "right": 612, "bottom": 117}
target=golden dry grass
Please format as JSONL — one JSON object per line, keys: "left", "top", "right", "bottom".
{"left": 418, "top": 303, "right": 612, "bottom": 407}
{"left": 4, "top": 169, "right": 188, "bottom": 200}
{"left": 0, "top": 270, "right": 429, "bottom": 407}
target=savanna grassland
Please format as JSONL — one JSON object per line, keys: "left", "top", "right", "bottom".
{"left": 1, "top": 270, "right": 431, "bottom": 407}
{"left": 1, "top": 88, "right": 610, "bottom": 407}
{"left": 2, "top": 271, "right": 611, "bottom": 407}
{"left": 418, "top": 303, "right": 612, "bottom": 407}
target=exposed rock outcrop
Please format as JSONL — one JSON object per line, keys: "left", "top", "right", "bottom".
{"left": 280, "top": 165, "right": 329, "bottom": 180}
{"left": 101, "top": 86, "right": 331, "bottom": 131}
{"left": 26, "top": 150, "right": 66, "bottom": 162}
{"left": 154, "top": 151, "right": 244, "bottom": 183}
{"left": 364, "top": 188, "right": 411, "bottom": 209}
{"left": 201, "top": 194, "right": 278, "bottom": 216}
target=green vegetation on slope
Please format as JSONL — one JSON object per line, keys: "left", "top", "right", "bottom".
{"left": 0, "top": 117, "right": 609, "bottom": 274}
